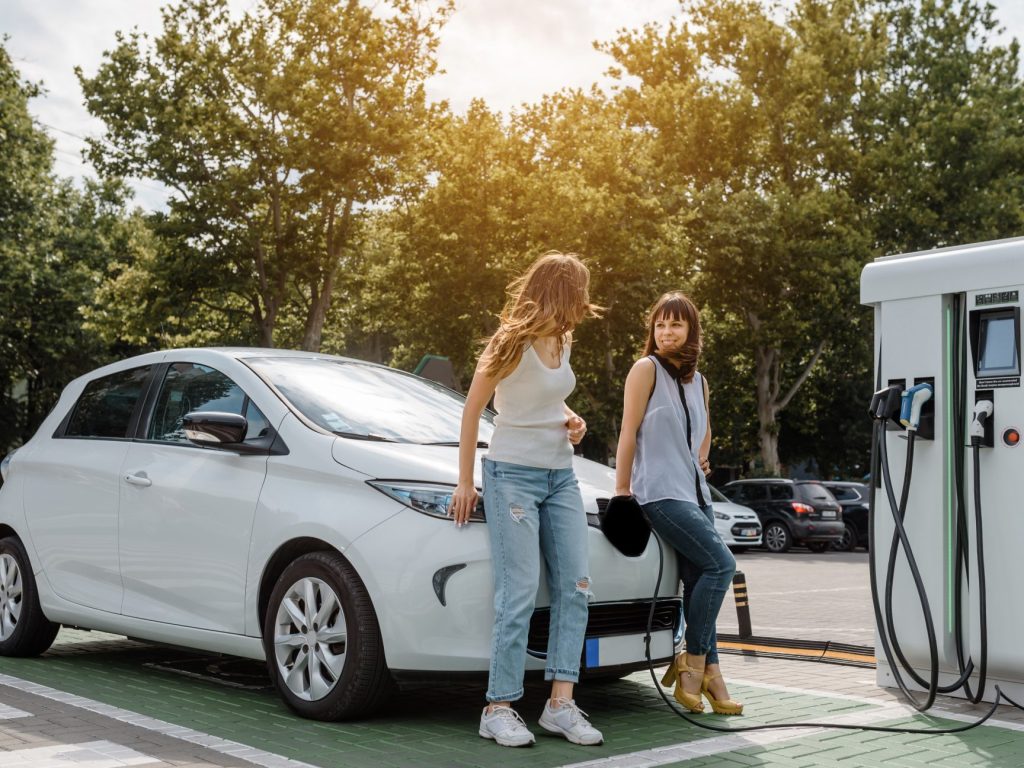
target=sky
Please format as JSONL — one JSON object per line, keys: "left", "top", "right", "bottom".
{"left": 5, "top": 0, "right": 1024, "bottom": 210}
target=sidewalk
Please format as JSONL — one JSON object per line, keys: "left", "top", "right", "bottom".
{"left": 2, "top": 629, "right": 1023, "bottom": 767}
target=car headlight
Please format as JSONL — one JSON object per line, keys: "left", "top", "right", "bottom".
{"left": 0, "top": 448, "right": 17, "bottom": 483}
{"left": 714, "top": 510, "right": 730, "bottom": 521}
{"left": 368, "top": 481, "right": 486, "bottom": 522}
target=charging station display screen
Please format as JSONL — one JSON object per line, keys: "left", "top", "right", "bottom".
{"left": 978, "top": 315, "right": 1019, "bottom": 377}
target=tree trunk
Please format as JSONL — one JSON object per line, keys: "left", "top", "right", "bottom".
{"left": 754, "top": 345, "right": 781, "bottom": 474}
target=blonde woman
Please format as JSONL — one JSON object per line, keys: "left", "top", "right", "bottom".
{"left": 449, "top": 252, "right": 603, "bottom": 748}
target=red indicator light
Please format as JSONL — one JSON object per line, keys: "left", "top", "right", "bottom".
{"left": 1003, "top": 428, "right": 1021, "bottom": 448}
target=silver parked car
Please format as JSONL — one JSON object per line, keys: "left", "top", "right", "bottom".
{"left": 0, "top": 348, "right": 680, "bottom": 720}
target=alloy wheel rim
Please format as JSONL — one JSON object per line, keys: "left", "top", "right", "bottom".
{"left": 839, "top": 527, "right": 853, "bottom": 550}
{"left": 273, "top": 576, "right": 348, "bottom": 701}
{"left": 766, "top": 526, "right": 786, "bottom": 551}
{"left": 0, "top": 554, "right": 23, "bottom": 641}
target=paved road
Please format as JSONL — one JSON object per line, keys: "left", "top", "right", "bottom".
{"left": 717, "top": 549, "right": 875, "bottom": 647}
{"left": 7, "top": 549, "right": 1024, "bottom": 768}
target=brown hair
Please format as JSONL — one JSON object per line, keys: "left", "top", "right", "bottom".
{"left": 481, "top": 252, "right": 602, "bottom": 379}
{"left": 642, "top": 292, "right": 702, "bottom": 383}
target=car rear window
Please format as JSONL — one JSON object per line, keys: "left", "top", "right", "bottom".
{"left": 247, "top": 357, "right": 495, "bottom": 444}
{"left": 827, "top": 486, "right": 861, "bottom": 501}
{"left": 798, "top": 483, "right": 837, "bottom": 502}
{"left": 64, "top": 366, "right": 153, "bottom": 439}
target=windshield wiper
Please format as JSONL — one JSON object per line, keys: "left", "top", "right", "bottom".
{"left": 422, "top": 440, "right": 489, "bottom": 448}
{"left": 333, "top": 431, "right": 398, "bottom": 442}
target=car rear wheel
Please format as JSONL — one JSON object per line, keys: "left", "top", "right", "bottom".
{"left": 0, "top": 537, "right": 59, "bottom": 657}
{"left": 763, "top": 522, "right": 792, "bottom": 553}
{"left": 832, "top": 523, "right": 857, "bottom": 552}
{"left": 264, "top": 551, "right": 392, "bottom": 720}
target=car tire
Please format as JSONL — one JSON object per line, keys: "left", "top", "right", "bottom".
{"left": 263, "top": 551, "right": 392, "bottom": 721}
{"left": 832, "top": 523, "right": 857, "bottom": 552}
{"left": 0, "top": 536, "right": 60, "bottom": 657}
{"left": 806, "top": 542, "right": 830, "bottom": 553}
{"left": 763, "top": 522, "right": 792, "bottom": 553}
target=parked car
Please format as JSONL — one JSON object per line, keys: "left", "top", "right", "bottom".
{"left": 719, "top": 479, "right": 844, "bottom": 553}
{"left": 709, "top": 485, "right": 762, "bottom": 550}
{"left": 821, "top": 481, "right": 870, "bottom": 551}
{"left": 0, "top": 349, "right": 681, "bottom": 720}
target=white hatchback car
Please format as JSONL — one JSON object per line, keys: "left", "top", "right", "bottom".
{"left": 709, "top": 486, "right": 762, "bottom": 550}
{"left": 0, "top": 349, "right": 680, "bottom": 720}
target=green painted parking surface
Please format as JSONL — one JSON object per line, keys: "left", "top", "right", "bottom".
{"left": 0, "top": 630, "right": 885, "bottom": 768}
{"left": 658, "top": 715, "right": 1024, "bottom": 768}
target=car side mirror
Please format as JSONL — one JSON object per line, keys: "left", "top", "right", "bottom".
{"left": 182, "top": 411, "right": 247, "bottom": 447}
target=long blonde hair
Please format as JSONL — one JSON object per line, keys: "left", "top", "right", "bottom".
{"left": 481, "top": 251, "right": 602, "bottom": 379}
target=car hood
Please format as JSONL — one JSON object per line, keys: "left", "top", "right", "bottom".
{"left": 331, "top": 439, "right": 618, "bottom": 513}
{"left": 712, "top": 500, "right": 760, "bottom": 520}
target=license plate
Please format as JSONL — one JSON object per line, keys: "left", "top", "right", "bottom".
{"left": 821, "top": 510, "right": 836, "bottom": 519}
{"left": 741, "top": 529, "right": 759, "bottom": 537}
{"left": 584, "top": 630, "right": 673, "bottom": 668}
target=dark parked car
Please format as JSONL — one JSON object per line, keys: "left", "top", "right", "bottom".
{"left": 720, "top": 479, "right": 844, "bottom": 553}
{"left": 822, "top": 481, "right": 870, "bottom": 552}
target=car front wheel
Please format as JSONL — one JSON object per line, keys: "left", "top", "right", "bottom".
{"left": 264, "top": 551, "right": 391, "bottom": 720}
{"left": 0, "top": 536, "right": 59, "bottom": 657}
{"left": 763, "top": 522, "right": 792, "bottom": 553}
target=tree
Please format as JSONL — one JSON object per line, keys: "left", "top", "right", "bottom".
{"left": 603, "top": 0, "right": 877, "bottom": 474}
{"left": 855, "top": 0, "right": 1024, "bottom": 253}
{"left": 79, "top": 0, "right": 452, "bottom": 350}
{"left": 0, "top": 41, "right": 149, "bottom": 450}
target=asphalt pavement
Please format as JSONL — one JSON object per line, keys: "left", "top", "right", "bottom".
{"left": 5, "top": 547, "right": 1024, "bottom": 768}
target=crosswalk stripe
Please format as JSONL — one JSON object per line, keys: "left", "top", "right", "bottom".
{"left": 0, "top": 704, "right": 30, "bottom": 721}
{"left": 0, "top": 740, "right": 158, "bottom": 767}
{"left": 0, "top": 675, "right": 316, "bottom": 768}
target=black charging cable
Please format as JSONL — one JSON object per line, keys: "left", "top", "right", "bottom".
{"left": 640, "top": 530, "right": 1015, "bottom": 735}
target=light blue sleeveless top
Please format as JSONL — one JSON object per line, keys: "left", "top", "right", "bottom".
{"left": 631, "top": 357, "right": 711, "bottom": 507}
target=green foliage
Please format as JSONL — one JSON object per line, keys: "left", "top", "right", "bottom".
{"left": 78, "top": 0, "right": 452, "bottom": 350}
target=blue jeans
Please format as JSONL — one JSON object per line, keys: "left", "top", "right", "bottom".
{"left": 642, "top": 499, "right": 735, "bottom": 664}
{"left": 482, "top": 458, "right": 592, "bottom": 703}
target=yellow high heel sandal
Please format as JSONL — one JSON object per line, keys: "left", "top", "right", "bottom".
{"left": 659, "top": 654, "right": 705, "bottom": 713}
{"left": 701, "top": 672, "right": 744, "bottom": 715}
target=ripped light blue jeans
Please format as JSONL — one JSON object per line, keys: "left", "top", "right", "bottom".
{"left": 482, "top": 458, "right": 592, "bottom": 703}
{"left": 642, "top": 499, "right": 735, "bottom": 664}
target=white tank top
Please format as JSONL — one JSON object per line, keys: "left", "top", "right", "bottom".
{"left": 486, "top": 340, "right": 575, "bottom": 469}
{"left": 631, "top": 357, "right": 711, "bottom": 506}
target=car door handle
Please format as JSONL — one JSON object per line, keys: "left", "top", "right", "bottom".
{"left": 124, "top": 472, "right": 152, "bottom": 488}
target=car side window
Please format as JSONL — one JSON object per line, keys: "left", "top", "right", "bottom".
{"left": 148, "top": 363, "right": 270, "bottom": 444}
{"left": 769, "top": 485, "right": 794, "bottom": 501}
{"left": 829, "top": 487, "right": 858, "bottom": 501}
{"left": 64, "top": 366, "right": 154, "bottom": 439}
{"left": 734, "top": 484, "right": 765, "bottom": 503}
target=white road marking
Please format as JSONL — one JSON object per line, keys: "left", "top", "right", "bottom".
{"left": 0, "top": 740, "right": 157, "bottom": 767}
{"left": 578, "top": 669, "right": 1024, "bottom": 768}
{"left": 0, "top": 704, "right": 30, "bottom": 721}
{"left": 0, "top": 674, "right": 316, "bottom": 768}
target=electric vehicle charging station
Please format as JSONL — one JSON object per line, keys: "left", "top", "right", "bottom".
{"left": 861, "top": 236, "right": 1024, "bottom": 707}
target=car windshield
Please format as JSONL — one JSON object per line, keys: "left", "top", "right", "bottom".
{"left": 247, "top": 357, "right": 495, "bottom": 444}
{"left": 709, "top": 485, "right": 730, "bottom": 503}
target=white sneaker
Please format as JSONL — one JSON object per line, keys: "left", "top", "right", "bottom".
{"left": 538, "top": 698, "right": 604, "bottom": 745}
{"left": 479, "top": 705, "right": 536, "bottom": 747}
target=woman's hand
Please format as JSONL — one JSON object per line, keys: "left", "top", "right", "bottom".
{"left": 699, "top": 455, "right": 711, "bottom": 477}
{"left": 449, "top": 482, "right": 478, "bottom": 528}
{"left": 566, "top": 414, "right": 587, "bottom": 445}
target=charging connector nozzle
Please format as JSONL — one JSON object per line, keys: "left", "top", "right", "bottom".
{"left": 900, "top": 382, "right": 934, "bottom": 431}
{"left": 970, "top": 400, "right": 994, "bottom": 443}
{"left": 870, "top": 384, "right": 903, "bottom": 422}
